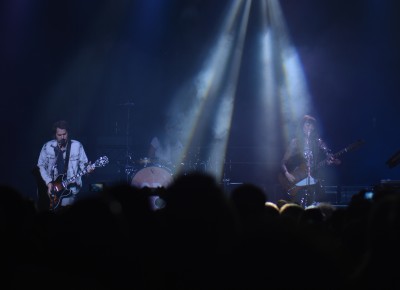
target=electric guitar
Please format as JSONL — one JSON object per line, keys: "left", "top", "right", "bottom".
{"left": 278, "top": 139, "right": 364, "bottom": 196}
{"left": 49, "top": 156, "right": 109, "bottom": 211}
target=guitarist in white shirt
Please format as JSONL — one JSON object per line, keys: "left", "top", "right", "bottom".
{"left": 280, "top": 115, "right": 341, "bottom": 207}
{"left": 37, "top": 120, "right": 93, "bottom": 211}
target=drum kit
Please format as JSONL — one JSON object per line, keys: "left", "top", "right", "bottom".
{"left": 124, "top": 156, "right": 212, "bottom": 189}
{"left": 116, "top": 100, "right": 216, "bottom": 189}
{"left": 129, "top": 158, "right": 174, "bottom": 188}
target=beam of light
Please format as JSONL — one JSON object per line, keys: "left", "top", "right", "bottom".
{"left": 257, "top": 0, "right": 313, "bottom": 168}
{"left": 208, "top": 0, "right": 253, "bottom": 181}
{"left": 258, "top": 4, "right": 278, "bottom": 165}
{"left": 269, "top": 0, "right": 313, "bottom": 135}
{"left": 164, "top": 0, "right": 247, "bottom": 180}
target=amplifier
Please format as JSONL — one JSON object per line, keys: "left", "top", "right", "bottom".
{"left": 373, "top": 180, "right": 400, "bottom": 196}
{"left": 379, "top": 179, "right": 400, "bottom": 186}
{"left": 340, "top": 185, "right": 371, "bottom": 205}
{"left": 319, "top": 186, "right": 338, "bottom": 204}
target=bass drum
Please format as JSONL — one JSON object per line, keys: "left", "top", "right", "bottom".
{"left": 131, "top": 165, "right": 173, "bottom": 189}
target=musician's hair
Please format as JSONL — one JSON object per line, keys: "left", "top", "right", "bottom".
{"left": 302, "top": 114, "right": 316, "bottom": 125}
{"left": 297, "top": 114, "right": 318, "bottom": 134}
{"left": 52, "top": 120, "right": 69, "bottom": 134}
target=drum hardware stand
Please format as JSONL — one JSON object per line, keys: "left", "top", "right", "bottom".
{"left": 222, "top": 159, "right": 231, "bottom": 193}
{"left": 300, "top": 131, "right": 315, "bottom": 208}
{"left": 301, "top": 182, "right": 312, "bottom": 208}
{"left": 221, "top": 159, "right": 243, "bottom": 195}
{"left": 118, "top": 100, "right": 135, "bottom": 183}
{"left": 300, "top": 166, "right": 315, "bottom": 208}
{"left": 222, "top": 177, "right": 243, "bottom": 192}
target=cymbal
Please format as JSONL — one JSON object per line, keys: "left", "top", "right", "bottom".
{"left": 138, "top": 157, "right": 154, "bottom": 164}
{"left": 137, "top": 158, "right": 175, "bottom": 167}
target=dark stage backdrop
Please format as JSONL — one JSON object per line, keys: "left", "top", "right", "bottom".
{"left": 1, "top": 0, "right": 399, "bottom": 202}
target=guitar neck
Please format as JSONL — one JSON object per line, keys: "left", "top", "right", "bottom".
{"left": 317, "top": 150, "right": 343, "bottom": 169}
{"left": 62, "top": 164, "right": 95, "bottom": 187}
{"left": 317, "top": 140, "right": 364, "bottom": 169}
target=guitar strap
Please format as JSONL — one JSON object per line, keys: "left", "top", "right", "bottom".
{"left": 63, "top": 140, "right": 72, "bottom": 174}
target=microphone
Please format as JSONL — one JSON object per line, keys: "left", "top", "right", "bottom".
{"left": 59, "top": 139, "right": 67, "bottom": 147}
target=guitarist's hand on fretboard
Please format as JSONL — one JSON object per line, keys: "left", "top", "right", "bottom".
{"left": 87, "top": 161, "right": 95, "bottom": 174}
{"left": 327, "top": 154, "right": 341, "bottom": 165}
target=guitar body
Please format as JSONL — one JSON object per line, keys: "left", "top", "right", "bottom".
{"left": 49, "top": 174, "right": 73, "bottom": 211}
{"left": 34, "top": 156, "right": 109, "bottom": 212}
{"left": 278, "top": 163, "right": 318, "bottom": 197}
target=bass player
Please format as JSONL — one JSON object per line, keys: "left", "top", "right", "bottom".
{"left": 280, "top": 115, "right": 341, "bottom": 207}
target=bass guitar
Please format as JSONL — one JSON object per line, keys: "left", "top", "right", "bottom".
{"left": 49, "top": 156, "right": 109, "bottom": 211}
{"left": 278, "top": 139, "right": 364, "bottom": 196}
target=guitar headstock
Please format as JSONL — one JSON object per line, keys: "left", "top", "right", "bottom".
{"left": 347, "top": 139, "right": 365, "bottom": 152}
{"left": 94, "top": 156, "right": 109, "bottom": 168}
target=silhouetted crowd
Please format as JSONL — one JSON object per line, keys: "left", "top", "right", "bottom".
{"left": 2, "top": 172, "right": 400, "bottom": 289}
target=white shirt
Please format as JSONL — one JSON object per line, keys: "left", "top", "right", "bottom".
{"left": 37, "top": 139, "right": 89, "bottom": 195}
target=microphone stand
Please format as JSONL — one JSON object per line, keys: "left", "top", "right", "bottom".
{"left": 125, "top": 102, "right": 135, "bottom": 183}
{"left": 117, "top": 101, "right": 135, "bottom": 183}
{"left": 302, "top": 131, "right": 312, "bottom": 208}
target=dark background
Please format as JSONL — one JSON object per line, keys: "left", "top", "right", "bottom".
{"left": 1, "top": 0, "right": 399, "bottom": 202}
